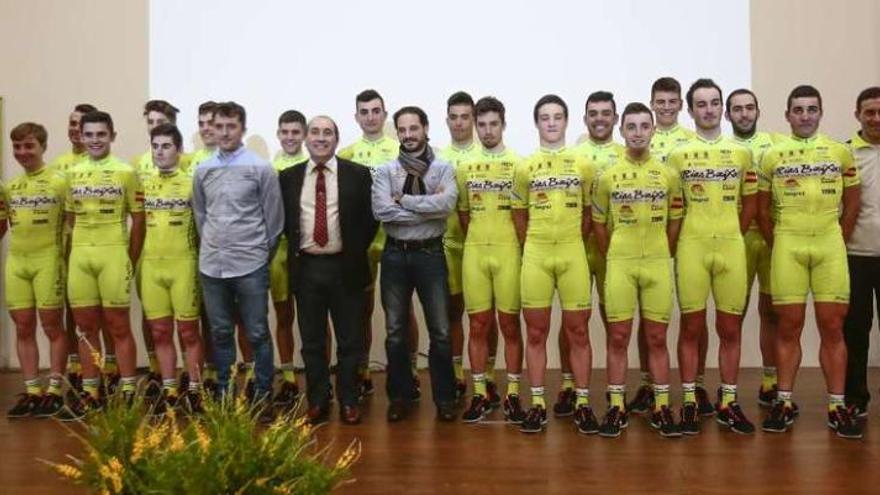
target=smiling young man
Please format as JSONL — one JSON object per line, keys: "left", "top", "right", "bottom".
{"left": 60, "top": 111, "right": 145, "bottom": 420}
{"left": 667, "top": 79, "right": 757, "bottom": 434}
{"left": 189, "top": 101, "right": 219, "bottom": 168}
{"left": 512, "top": 95, "right": 597, "bottom": 434}
{"left": 139, "top": 123, "right": 205, "bottom": 415}
{"left": 134, "top": 100, "right": 192, "bottom": 176}
{"left": 457, "top": 96, "right": 525, "bottom": 423}
{"left": 270, "top": 109, "right": 309, "bottom": 408}
{"left": 592, "top": 103, "right": 683, "bottom": 438}
{"left": 548, "top": 91, "right": 625, "bottom": 417}
{"left": 4, "top": 123, "right": 69, "bottom": 418}
{"left": 757, "top": 85, "right": 862, "bottom": 439}
{"left": 725, "top": 89, "right": 788, "bottom": 408}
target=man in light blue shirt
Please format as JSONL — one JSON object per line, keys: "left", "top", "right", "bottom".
{"left": 372, "top": 105, "right": 458, "bottom": 422}
{"left": 192, "top": 101, "right": 283, "bottom": 408}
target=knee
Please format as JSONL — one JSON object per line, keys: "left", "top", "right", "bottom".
{"left": 15, "top": 324, "right": 37, "bottom": 341}
{"left": 608, "top": 330, "right": 629, "bottom": 352}
{"left": 526, "top": 326, "right": 548, "bottom": 346}
{"left": 149, "top": 322, "right": 174, "bottom": 345}
{"left": 645, "top": 330, "right": 668, "bottom": 350}
{"left": 178, "top": 323, "right": 201, "bottom": 348}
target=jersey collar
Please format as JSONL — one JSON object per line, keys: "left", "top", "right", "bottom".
{"left": 655, "top": 124, "right": 681, "bottom": 135}
{"left": 850, "top": 131, "right": 879, "bottom": 149}
{"left": 538, "top": 145, "right": 567, "bottom": 155}
{"left": 25, "top": 165, "right": 48, "bottom": 177}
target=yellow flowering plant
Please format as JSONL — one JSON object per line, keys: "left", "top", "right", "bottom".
{"left": 43, "top": 390, "right": 358, "bottom": 494}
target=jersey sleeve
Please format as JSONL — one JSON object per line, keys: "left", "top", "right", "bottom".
{"left": 591, "top": 173, "right": 610, "bottom": 224}
{"left": 456, "top": 163, "right": 469, "bottom": 212}
{"left": 579, "top": 158, "right": 596, "bottom": 205}
{"left": 0, "top": 181, "right": 7, "bottom": 221}
{"left": 840, "top": 146, "right": 860, "bottom": 188}
{"left": 757, "top": 148, "right": 776, "bottom": 193}
{"left": 126, "top": 169, "right": 145, "bottom": 213}
{"left": 740, "top": 149, "right": 758, "bottom": 196}
{"left": 511, "top": 161, "right": 529, "bottom": 210}
{"left": 337, "top": 144, "right": 355, "bottom": 161}
{"left": 667, "top": 168, "right": 684, "bottom": 221}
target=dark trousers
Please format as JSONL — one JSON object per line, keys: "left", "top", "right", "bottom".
{"left": 380, "top": 241, "right": 456, "bottom": 406}
{"left": 844, "top": 255, "right": 880, "bottom": 408}
{"left": 295, "top": 253, "right": 365, "bottom": 409}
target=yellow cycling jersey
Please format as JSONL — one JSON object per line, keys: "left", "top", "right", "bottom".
{"left": 592, "top": 154, "right": 683, "bottom": 259}
{"left": 758, "top": 134, "right": 859, "bottom": 236}
{"left": 272, "top": 150, "right": 307, "bottom": 173}
{"left": 65, "top": 155, "right": 144, "bottom": 247}
{"left": 651, "top": 124, "right": 695, "bottom": 162}
{"left": 440, "top": 142, "right": 482, "bottom": 248}
{"left": 134, "top": 150, "right": 193, "bottom": 177}
{"left": 667, "top": 135, "right": 757, "bottom": 239}
{"left": 456, "top": 147, "right": 521, "bottom": 246}
{"left": 0, "top": 181, "right": 6, "bottom": 221}
{"left": 337, "top": 135, "right": 399, "bottom": 170}
{"left": 49, "top": 150, "right": 88, "bottom": 174}
{"left": 734, "top": 131, "right": 784, "bottom": 231}
{"left": 142, "top": 168, "right": 197, "bottom": 260}
{"left": 573, "top": 139, "right": 625, "bottom": 176}
{"left": 3, "top": 166, "right": 67, "bottom": 255}
{"left": 512, "top": 147, "right": 595, "bottom": 244}
{"left": 188, "top": 147, "right": 215, "bottom": 168}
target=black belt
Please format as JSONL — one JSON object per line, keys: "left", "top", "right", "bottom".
{"left": 385, "top": 236, "right": 443, "bottom": 251}
{"left": 299, "top": 251, "right": 343, "bottom": 258}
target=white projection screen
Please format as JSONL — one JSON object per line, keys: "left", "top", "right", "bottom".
{"left": 150, "top": 0, "right": 752, "bottom": 155}
{"left": 148, "top": 0, "right": 780, "bottom": 369}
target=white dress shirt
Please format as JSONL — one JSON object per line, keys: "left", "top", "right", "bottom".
{"left": 299, "top": 157, "right": 342, "bottom": 254}
{"left": 847, "top": 132, "right": 880, "bottom": 256}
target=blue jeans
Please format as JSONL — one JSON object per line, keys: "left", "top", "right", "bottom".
{"left": 381, "top": 242, "right": 455, "bottom": 406}
{"left": 200, "top": 264, "right": 274, "bottom": 400}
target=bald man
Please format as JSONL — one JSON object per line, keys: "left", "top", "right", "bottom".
{"left": 279, "top": 116, "right": 378, "bottom": 425}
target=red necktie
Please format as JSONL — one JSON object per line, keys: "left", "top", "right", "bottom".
{"left": 313, "top": 164, "right": 328, "bottom": 247}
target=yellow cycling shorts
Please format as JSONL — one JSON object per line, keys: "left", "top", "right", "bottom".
{"left": 744, "top": 229, "right": 772, "bottom": 296}
{"left": 67, "top": 245, "right": 133, "bottom": 308}
{"left": 586, "top": 234, "right": 607, "bottom": 304}
{"left": 270, "top": 236, "right": 290, "bottom": 303}
{"left": 521, "top": 241, "right": 591, "bottom": 311}
{"left": 605, "top": 257, "right": 673, "bottom": 324}
{"left": 462, "top": 244, "right": 521, "bottom": 314}
{"left": 5, "top": 252, "right": 64, "bottom": 311}
{"left": 445, "top": 243, "right": 464, "bottom": 296}
{"left": 675, "top": 237, "right": 748, "bottom": 315}
{"left": 771, "top": 233, "right": 850, "bottom": 305}
{"left": 368, "top": 227, "right": 386, "bottom": 284}
{"left": 139, "top": 257, "right": 201, "bottom": 321}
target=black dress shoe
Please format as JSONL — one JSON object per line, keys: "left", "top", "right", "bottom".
{"left": 437, "top": 402, "right": 458, "bottom": 422}
{"left": 341, "top": 405, "right": 362, "bottom": 425}
{"left": 387, "top": 400, "right": 409, "bottom": 422}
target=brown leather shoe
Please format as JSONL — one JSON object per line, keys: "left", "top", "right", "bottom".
{"left": 340, "top": 405, "right": 362, "bottom": 425}
{"left": 307, "top": 405, "right": 330, "bottom": 425}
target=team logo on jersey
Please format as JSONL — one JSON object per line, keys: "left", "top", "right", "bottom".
{"left": 144, "top": 197, "right": 191, "bottom": 211}
{"left": 681, "top": 167, "right": 739, "bottom": 182}
{"left": 466, "top": 179, "right": 512, "bottom": 192}
{"left": 690, "top": 184, "right": 706, "bottom": 197}
{"left": 610, "top": 188, "right": 667, "bottom": 203}
{"left": 775, "top": 162, "right": 840, "bottom": 178}
{"left": 70, "top": 185, "right": 124, "bottom": 199}
{"left": 619, "top": 205, "right": 634, "bottom": 218}
{"left": 8, "top": 195, "right": 59, "bottom": 209}
{"left": 529, "top": 176, "right": 581, "bottom": 191}
{"left": 784, "top": 178, "right": 799, "bottom": 188}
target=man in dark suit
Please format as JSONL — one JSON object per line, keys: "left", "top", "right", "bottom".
{"left": 279, "top": 115, "right": 378, "bottom": 425}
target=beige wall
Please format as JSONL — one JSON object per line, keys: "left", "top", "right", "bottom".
{"left": 751, "top": 0, "right": 880, "bottom": 140}
{"left": 0, "top": 0, "right": 148, "bottom": 367}
{"left": 1, "top": 0, "right": 878, "bottom": 369}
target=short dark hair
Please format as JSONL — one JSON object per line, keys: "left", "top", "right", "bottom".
{"left": 143, "top": 99, "right": 180, "bottom": 123}
{"left": 214, "top": 101, "right": 247, "bottom": 128}
{"left": 356, "top": 89, "right": 385, "bottom": 110}
{"left": 198, "top": 100, "right": 218, "bottom": 116}
{"left": 150, "top": 123, "right": 183, "bottom": 149}
{"left": 278, "top": 110, "right": 306, "bottom": 127}
{"left": 533, "top": 94, "right": 568, "bottom": 123}
{"left": 475, "top": 96, "right": 506, "bottom": 124}
{"left": 80, "top": 111, "right": 115, "bottom": 135}
{"left": 585, "top": 91, "right": 616, "bottom": 114}
{"left": 787, "top": 85, "right": 823, "bottom": 111}
{"left": 725, "top": 88, "right": 759, "bottom": 113}
{"left": 10, "top": 122, "right": 48, "bottom": 149}
{"left": 686, "top": 78, "right": 723, "bottom": 110}
{"left": 308, "top": 116, "right": 339, "bottom": 139}
{"left": 651, "top": 77, "right": 682, "bottom": 100}
{"left": 393, "top": 106, "right": 429, "bottom": 128}
{"left": 856, "top": 87, "right": 880, "bottom": 112}
{"left": 621, "top": 102, "right": 654, "bottom": 125}
{"left": 74, "top": 103, "right": 97, "bottom": 114}
{"left": 447, "top": 91, "right": 474, "bottom": 112}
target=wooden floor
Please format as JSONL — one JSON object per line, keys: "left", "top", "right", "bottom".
{"left": 1, "top": 368, "right": 879, "bottom": 494}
